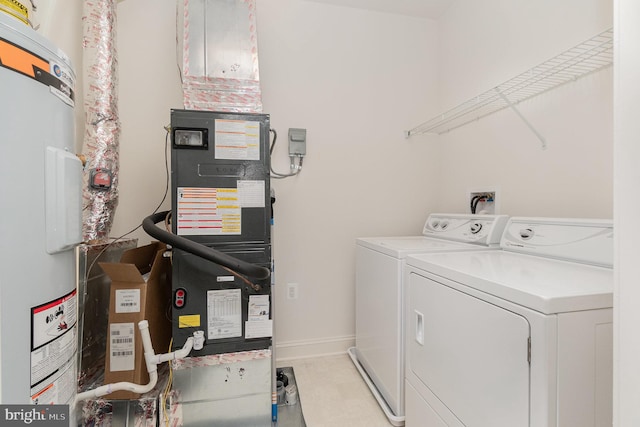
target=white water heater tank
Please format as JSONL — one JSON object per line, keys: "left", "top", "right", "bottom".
{"left": 0, "top": 10, "right": 81, "bottom": 408}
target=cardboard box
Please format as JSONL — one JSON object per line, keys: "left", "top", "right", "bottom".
{"left": 77, "top": 239, "right": 137, "bottom": 393}
{"left": 100, "top": 242, "right": 172, "bottom": 400}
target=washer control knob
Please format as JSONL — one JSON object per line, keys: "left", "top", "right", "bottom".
{"left": 519, "top": 228, "right": 534, "bottom": 240}
{"left": 470, "top": 222, "right": 483, "bottom": 234}
{"left": 440, "top": 220, "right": 449, "bottom": 230}
{"left": 431, "top": 219, "right": 440, "bottom": 229}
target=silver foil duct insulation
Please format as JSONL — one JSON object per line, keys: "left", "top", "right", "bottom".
{"left": 178, "top": 0, "right": 262, "bottom": 113}
{"left": 82, "top": 0, "right": 120, "bottom": 243}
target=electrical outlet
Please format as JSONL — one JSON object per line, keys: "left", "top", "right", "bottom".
{"left": 287, "top": 283, "right": 299, "bottom": 300}
{"left": 468, "top": 189, "right": 499, "bottom": 214}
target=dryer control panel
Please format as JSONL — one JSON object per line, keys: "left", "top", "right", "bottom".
{"left": 501, "top": 217, "right": 613, "bottom": 267}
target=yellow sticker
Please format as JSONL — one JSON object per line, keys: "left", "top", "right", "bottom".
{"left": 178, "top": 315, "right": 201, "bottom": 328}
{"left": 0, "top": 0, "right": 29, "bottom": 25}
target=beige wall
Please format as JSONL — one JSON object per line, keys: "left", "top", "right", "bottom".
{"left": 29, "top": 0, "right": 85, "bottom": 151}
{"left": 112, "top": 0, "right": 183, "bottom": 240}
{"left": 255, "top": 0, "right": 441, "bottom": 357}
{"left": 434, "top": 0, "right": 613, "bottom": 218}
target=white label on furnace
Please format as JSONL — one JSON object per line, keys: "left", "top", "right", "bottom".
{"left": 110, "top": 323, "right": 135, "bottom": 372}
{"left": 207, "top": 289, "right": 242, "bottom": 339}
{"left": 115, "top": 289, "right": 141, "bottom": 313}
{"left": 238, "top": 180, "right": 265, "bottom": 208}
{"left": 248, "top": 295, "right": 270, "bottom": 320}
{"left": 246, "top": 295, "right": 271, "bottom": 338}
{"left": 245, "top": 319, "right": 273, "bottom": 339}
{"left": 176, "top": 187, "right": 241, "bottom": 236}
{"left": 214, "top": 119, "right": 260, "bottom": 160}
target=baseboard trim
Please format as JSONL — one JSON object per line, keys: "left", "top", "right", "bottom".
{"left": 275, "top": 335, "right": 355, "bottom": 361}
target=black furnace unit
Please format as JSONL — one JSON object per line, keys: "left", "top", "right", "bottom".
{"left": 169, "top": 109, "right": 272, "bottom": 356}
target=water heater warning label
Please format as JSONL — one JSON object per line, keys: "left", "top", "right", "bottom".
{"left": 177, "top": 187, "right": 241, "bottom": 236}
{"left": 30, "top": 290, "right": 78, "bottom": 405}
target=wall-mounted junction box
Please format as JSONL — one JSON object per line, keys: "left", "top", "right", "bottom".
{"left": 468, "top": 188, "right": 499, "bottom": 214}
{"left": 288, "top": 128, "right": 306, "bottom": 156}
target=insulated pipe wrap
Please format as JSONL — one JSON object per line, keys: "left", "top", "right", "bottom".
{"left": 82, "top": 0, "right": 119, "bottom": 242}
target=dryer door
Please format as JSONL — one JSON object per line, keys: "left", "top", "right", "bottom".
{"left": 408, "top": 272, "right": 530, "bottom": 427}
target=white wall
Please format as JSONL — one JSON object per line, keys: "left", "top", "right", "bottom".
{"left": 435, "top": 0, "right": 613, "bottom": 218}
{"left": 614, "top": 0, "right": 640, "bottom": 424}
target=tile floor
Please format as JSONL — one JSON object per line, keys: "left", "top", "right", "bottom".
{"left": 277, "top": 353, "right": 395, "bottom": 427}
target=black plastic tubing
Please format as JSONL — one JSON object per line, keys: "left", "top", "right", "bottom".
{"left": 142, "top": 211, "right": 271, "bottom": 280}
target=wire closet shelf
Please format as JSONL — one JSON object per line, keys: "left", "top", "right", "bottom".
{"left": 406, "top": 28, "right": 613, "bottom": 138}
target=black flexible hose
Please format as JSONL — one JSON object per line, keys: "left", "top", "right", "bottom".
{"left": 470, "top": 195, "right": 480, "bottom": 214}
{"left": 142, "top": 211, "right": 271, "bottom": 280}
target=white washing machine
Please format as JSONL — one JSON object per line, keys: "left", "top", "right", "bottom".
{"left": 348, "top": 214, "right": 509, "bottom": 426}
{"left": 404, "top": 217, "right": 613, "bottom": 427}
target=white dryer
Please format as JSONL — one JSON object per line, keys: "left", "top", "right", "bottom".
{"left": 404, "top": 217, "right": 613, "bottom": 427}
{"left": 349, "top": 214, "right": 509, "bottom": 426}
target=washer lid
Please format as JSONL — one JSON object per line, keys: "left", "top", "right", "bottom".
{"left": 406, "top": 250, "right": 613, "bottom": 314}
{"left": 356, "top": 236, "right": 489, "bottom": 258}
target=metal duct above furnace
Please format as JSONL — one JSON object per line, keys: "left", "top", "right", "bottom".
{"left": 178, "top": 0, "right": 263, "bottom": 113}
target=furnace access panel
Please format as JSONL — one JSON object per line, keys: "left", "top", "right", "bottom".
{"left": 170, "top": 109, "right": 272, "bottom": 355}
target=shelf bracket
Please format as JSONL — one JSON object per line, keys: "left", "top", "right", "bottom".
{"left": 496, "top": 90, "right": 547, "bottom": 150}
